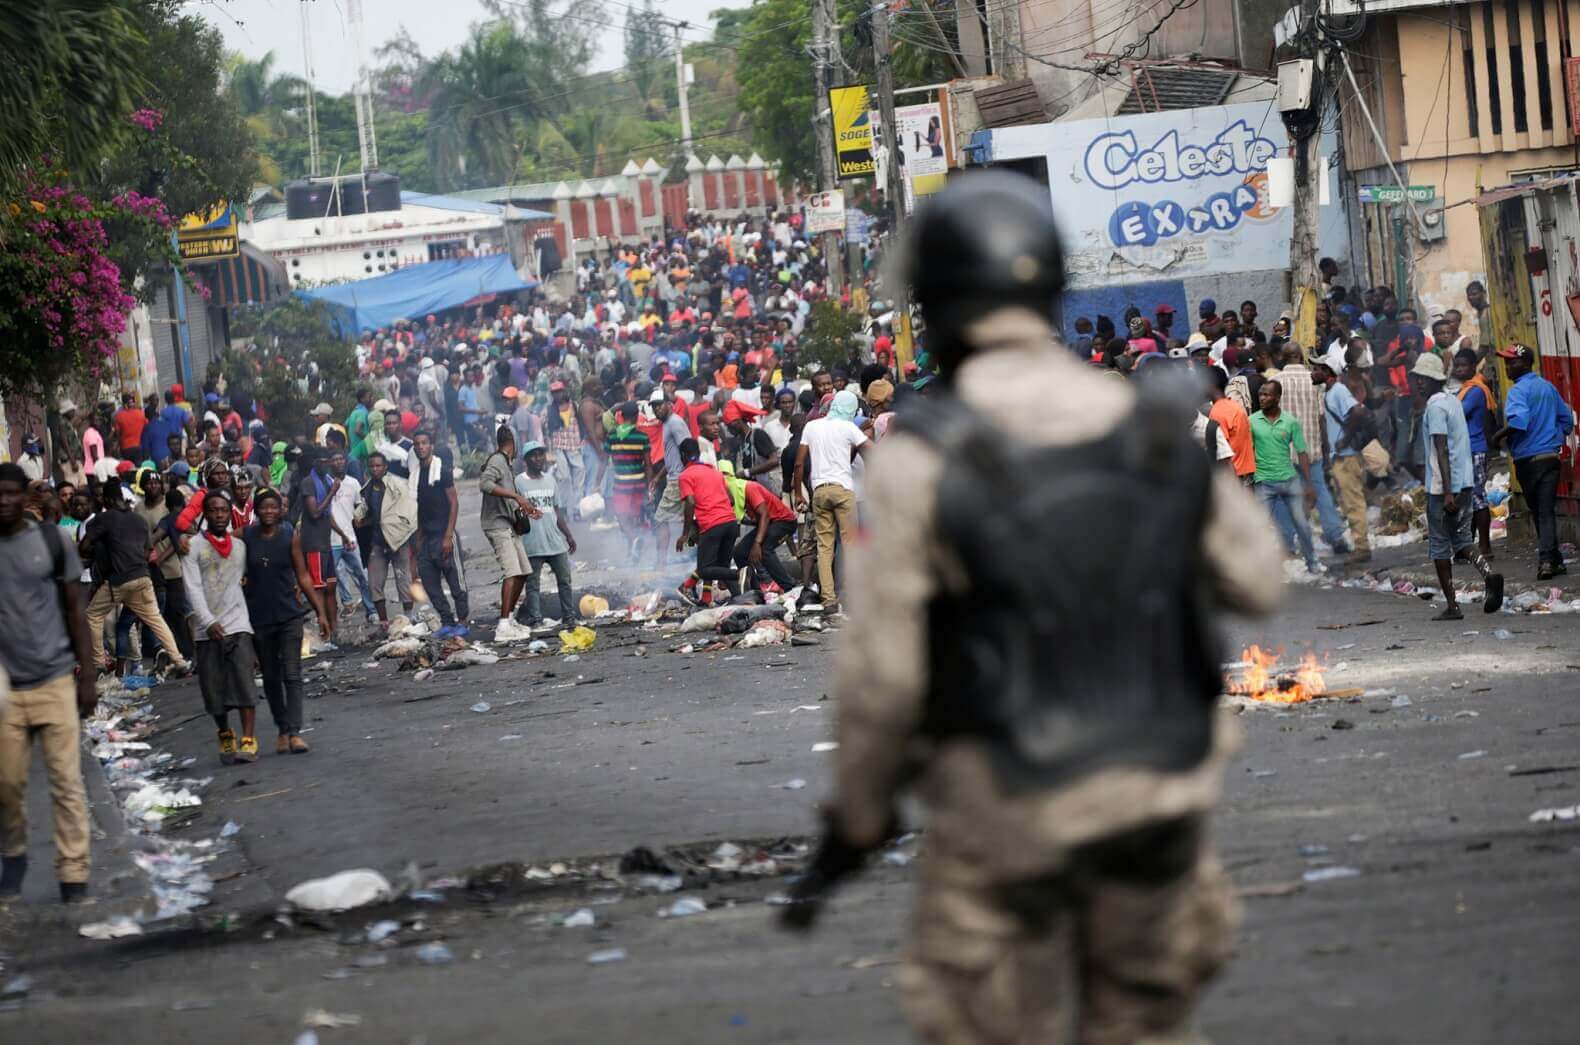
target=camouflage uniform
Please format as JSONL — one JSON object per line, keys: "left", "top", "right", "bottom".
{"left": 833, "top": 310, "right": 1284, "bottom": 1044}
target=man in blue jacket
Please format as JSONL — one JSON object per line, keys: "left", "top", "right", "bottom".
{"left": 1493, "top": 344, "right": 1575, "bottom": 579}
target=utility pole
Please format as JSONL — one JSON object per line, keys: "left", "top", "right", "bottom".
{"left": 300, "top": 0, "right": 322, "bottom": 177}
{"left": 673, "top": 22, "right": 692, "bottom": 158}
{"left": 811, "top": 0, "right": 844, "bottom": 294}
{"left": 1282, "top": 0, "right": 1323, "bottom": 350}
{"left": 872, "top": 0, "right": 910, "bottom": 363}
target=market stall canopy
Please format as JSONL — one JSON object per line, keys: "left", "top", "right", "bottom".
{"left": 298, "top": 254, "right": 538, "bottom": 336}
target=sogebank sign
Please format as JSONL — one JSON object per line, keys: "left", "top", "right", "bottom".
{"left": 996, "top": 102, "right": 1292, "bottom": 274}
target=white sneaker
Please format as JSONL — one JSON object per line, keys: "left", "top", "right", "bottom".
{"left": 493, "top": 619, "right": 530, "bottom": 643}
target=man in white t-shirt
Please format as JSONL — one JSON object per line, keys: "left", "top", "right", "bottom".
{"left": 326, "top": 450, "right": 377, "bottom": 622}
{"left": 792, "top": 389, "right": 870, "bottom": 609}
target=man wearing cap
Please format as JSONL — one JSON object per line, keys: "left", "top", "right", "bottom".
{"left": 544, "top": 380, "right": 586, "bottom": 513}
{"left": 310, "top": 403, "right": 337, "bottom": 446}
{"left": 1493, "top": 343, "right": 1575, "bottom": 578}
{"left": 1313, "top": 346, "right": 1372, "bottom": 563}
{"left": 1414, "top": 352, "right": 1505, "bottom": 617}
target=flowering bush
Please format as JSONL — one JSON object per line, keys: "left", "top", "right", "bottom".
{"left": 0, "top": 163, "right": 177, "bottom": 400}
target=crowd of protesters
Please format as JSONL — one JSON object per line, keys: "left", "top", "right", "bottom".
{"left": 4, "top": 211, "right": 1575, "bottom": 905}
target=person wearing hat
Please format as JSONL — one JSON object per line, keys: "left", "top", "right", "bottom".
{"left": 544, "top": 380, "right": 586, "bottom": 513}
{"left": 1492, "top": 343, "right": 1575, "bottom": 578}
{"left": 309, "top": 403, "right": 335, "bottom": 446}
{"left": 1313, "top": 346, "right": 1373, "bottom": 563}
{"left": 18, "top": 435, "right": 46, "bottom": 483}
{"left": 513, "top": 440, "right": 579, "bottom": 629}
{"left": 1154, "top": 302, "right": 1177, "bottom": 338}
{"left": 1413, "top": 351, "right": 1505, "bottom": 616}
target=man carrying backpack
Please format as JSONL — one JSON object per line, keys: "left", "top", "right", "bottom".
{"left": 0, "top": 462, "right": 99, "bottom": 903}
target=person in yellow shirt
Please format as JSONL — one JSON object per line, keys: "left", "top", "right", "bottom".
{"left": 628, "top": 262, "right": 653, "bottom": 300}
{"left": 638, "top": 304, "right": 663, "bottom": 332}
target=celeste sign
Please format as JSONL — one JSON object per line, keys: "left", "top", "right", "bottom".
{"left": 986, "top": 102, "right": 1293, "bottom": 284}
{"left": 1085, "top": 119, "right": 1281, "bottom": 248}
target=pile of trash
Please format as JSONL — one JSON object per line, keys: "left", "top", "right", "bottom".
{"left": 670, "top": 589, "right": 826, "bottom": 653}
{"left": 372, "top": 616, "right": 503, "bottom": 674}
{"left": 1332, "top": 570, "right": 1580, "bottom": 614}
{"left": 78, "top": 676, "right": 242, "bottom": 935}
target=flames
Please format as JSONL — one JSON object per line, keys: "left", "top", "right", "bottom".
{"left": 1228, "top": 645, "right": 1328, "bottom": 704}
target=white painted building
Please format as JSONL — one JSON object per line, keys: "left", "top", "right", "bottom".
{"left": 244, "top": 191, "right": 542, "bottom": 288}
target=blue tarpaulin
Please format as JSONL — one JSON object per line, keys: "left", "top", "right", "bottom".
{"left": 298, "top": 254, "right": 537, "bottom": 336}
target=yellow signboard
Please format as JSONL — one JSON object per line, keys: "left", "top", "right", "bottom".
{"left": 177, "top": 202, "right": 239, "bottom": 262}
{"left": 830, "top": 85, "right": 875, "bottom": 179}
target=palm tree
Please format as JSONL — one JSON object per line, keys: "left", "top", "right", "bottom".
{"left": 421, "top": 22, "right": 558, "bottom": 190}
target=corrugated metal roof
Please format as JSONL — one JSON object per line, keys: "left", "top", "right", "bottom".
{"left": 399, "top": 191, "right": 508, "bottom": 215}
{"left": 1116, "top": 67, "right": 1238, "bottom": 114}
{"left": 1473, "top": 172, "right": 1580, "bottom": 207}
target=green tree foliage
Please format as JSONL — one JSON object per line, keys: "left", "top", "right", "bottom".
{"left": 0, "top": 2, "right": 146, "bottom": 194}
{"left": 624, "top": 0, "right": 674, "bottom": 113}
{"left": 222, "top": 298, "right": 360, "bottom": 440}
{"left": 797, "top": 300, "right": 865, "bottom": 373}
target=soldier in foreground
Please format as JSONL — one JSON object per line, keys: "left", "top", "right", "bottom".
{"left": 782, "top": 172, "right": 1284, "bottom": 1043}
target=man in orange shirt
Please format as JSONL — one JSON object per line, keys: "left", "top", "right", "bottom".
{"left": 112, "top": 393, "right": 149, "bottom": 459}
{"left": 1208, "top": 367, "right": 1255, "bottom": 484}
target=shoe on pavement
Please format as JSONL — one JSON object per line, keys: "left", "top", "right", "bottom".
{"left": 1483, "top": 572, "right": 1505, "bottom": 614}
{"left": 276, "top": 734, "right": 290, "bottom": 756}
{"left": 434, "top": 624, "right": 457, "bottom": 639}
{"left": 1536, "top": 562, "right": 1555, "bottom": 580}
{"left": 289, "top": 734, "right": 311, "bottom": 754}
{"left": 677, "top": 583, "right": 702, "bottom": 607}
{"left": 1344, "top": 549, "right": 1373, "bottom": 565}
{"left": 0, "top": 855, "right": 26, "bottom": 898}
{"left": 218, "top": 729, "right": 238, "bottom": 766}
{"left": 1553, "top": 561, "right": 1569, "bottom": 576}
{"left": 59, "top": 882, "right": 89, "bottom": 905}
{"left": 494, "top": 619, "right": 531, "bottom": 643}
{"left": 450, "top": 623, "right": 470, "bottom": 639}
{"left": 235, "top": 736, "right": 259, "bottom": 763}
{"left": 1433, "top": 604, "right": 1465, "bottom": 621}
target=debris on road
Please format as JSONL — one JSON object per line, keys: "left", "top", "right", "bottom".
{"left": 285, "top": 868, "right": 392, "bottom": 912}
{"left": 579, "top": 594, "right": 610, "bottom": 617}
{"left": 303, "top": 1010, "right": 363, "bottom": 1029}
{"left": 812, "top": 742, "right": 839, "bottom": 752}
{"left": 366, "top": 919, "right": 400, "bottom": 943}
{"left": 470, "top": 702, "right": 492, "bottom": 713}
{"left": 415, "top": 942, "right": 455, "bottom": 965}
{"left": 1528, "top": 805, "right": 1579, "bottom": 822}
{"left": 79, "top": 916, "right": 144, "bottom": 940}
{"left": 587, "top": 948, "right": 628, "bottom": 964}
{"left": 1302, "top": 866, "right": 1362, "bottom": 882}
{"left": 736, "top": 619, "right": 792, "bottom": 648}
{"left": 559, "top": 625, "right": 597, "bottom": 652}
{"left": 562, "top": 908, "right": 597, "bottom": 927}
{"left": 660, "top": 897, "right": 707, "bottom": 918}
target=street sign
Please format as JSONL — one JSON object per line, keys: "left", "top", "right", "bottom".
{"left": 804, "top": 190, "right": 846, "bottom": 234}
{"left": 1358, "top": 184, "right": 1435, "bottom": 204}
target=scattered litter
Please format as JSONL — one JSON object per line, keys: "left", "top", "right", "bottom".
{"left": 1330, "top": 719, "right": 1355, "bottom": 731}
{"left": 415, "top": 942, "right": 455, "bottom": 965}
{"left": 1458, "top": 750, "right": 1487, "bottom": 760}
{"left": 661, "top": 897, "right": 707, "bottom": 918}
{"left": 846, "top": 955, "right": 901, "bottom": 970}
{"left": 79, "top": 916, "right": 143, "bottom": 940}
{"left": 1529, "top": 805, "right": 1580, "bottom": 822}
{"left": 412, "top": 668, "right": 435, "bottom": 682}
{"left": 562, "top": 908, "right": 597, "bottom": 928}
{"left": 366, "top": 919, "right": 401, "bottom": 943}
{"left": 499, "top": 734, "right": 523, "bottom": 741}
{"left": 812, "top": 742, "right": 839, "bottom": 752}
{"left": 2, "top": 976, "right": 31, "bottom": 997}
{"left": 1492, "top": 629, "right": 1513, "bottom": 641}
{"left": 587, "top": 948, "right": 627, "bottom": 965}
{"left": 528, "top": 639, "right": 551, "bottom": 654}
{"left": 295, "top": 1032, "right": 319, "bottom": 1045}
{"left": 579, "top": 594, "right": 610, "bottom": 617}
{"left": 470, "top": 702, "right": 492, "bottom": 713}
{"left": 1297, "top": 844, "right": 1329, "bottom": 857}
{"left": 1250, "top": 769, "right": 1277, "bottom": 778}
{"left": 1390, "top": 695, "right": 1412, "bottom": 708}
{"left": 1302, "top": 866, "right": 1362, "bottom": 882}
{"left": 1453, "top": 710, "right": 1479, "bottom": 719}
{"left": 123, "top": 783, "right": 201, "bottom": 822}
{"left": 409, "top": 889, "right": 445, "bottom": 902}
{"left": 881, "top": 850, "right": 911, "bottom": 867}
{"left": 1509, "top": 765, "right": 1578, "bottom": 777}
{"left": 372, "top": 637, "right": 424, "bottom": 659}
{"left": 736, "top": 619, "right": 792, "bottom": 648}
{"left": 437, "top": 647, "right": 501, "bottom": 670}
{"left": 219, "top": 820, "right": 241, "bottom": 838}
{"left": 679, "top": 606, "right": 736, "bottom": 633}
{"left": 559, "top": 626, "right": 597, "bottom": 652}
{"left": 285, "top": 869, "right": 392, "bottom": 912}
{"left": 303, "top": 1010, "right": 363, "bottom": 1029}
{"left": 777, "top": 779, "right": 807, "bottom": 790}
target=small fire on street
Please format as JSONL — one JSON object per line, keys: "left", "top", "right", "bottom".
{"left": 1227, "top": 645, "right": 1331, "bottom": 704}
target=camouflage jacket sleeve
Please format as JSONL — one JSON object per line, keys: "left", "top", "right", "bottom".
{"left": 833, "top": 436, "right": 943, "bottom": 849}
{"left": 1201, "top": 469, "right": 1284, "bottom": 616}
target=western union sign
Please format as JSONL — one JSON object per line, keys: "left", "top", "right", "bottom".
{"left": 830, "top": 85, "right": 875, "bottom": 179}
{"left": 177, "top": 202, "right": 239, "bottom": 262}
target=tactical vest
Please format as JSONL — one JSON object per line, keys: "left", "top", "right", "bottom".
{"left": 903, "top": 387, "right": 1222, "bottom": 794}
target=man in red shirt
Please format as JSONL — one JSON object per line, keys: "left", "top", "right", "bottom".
{"left": 113, "top": 393, "right": 148, "bottom": 459}
{"left": 1207, "top": 367, "right": 1256, "bottom": 484}
{"left": 674, "top": 438, "right": 742, "bottom": 604}
{"left": 734, "top": 476, "right": 797, "bottom": 590}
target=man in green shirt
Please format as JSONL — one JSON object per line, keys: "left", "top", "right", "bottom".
{"left": 1250, "top": 379, "right": 1320, "bottom": 573}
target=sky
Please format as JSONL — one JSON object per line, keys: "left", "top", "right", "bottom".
{"left": 204, "top": 0, "right": 729, "bottom": 95}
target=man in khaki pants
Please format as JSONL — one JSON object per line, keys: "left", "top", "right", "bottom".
{"left": 792, "top": 388, "right": 871, "bottom": 609}
{"left": 0, "top": 462, "right": 99, "bottom": 903}
{"left": 1314, "top": 349, "right": 1373, "bottom": 564}
{"left": 81, "top": 480, "right": 190, "bottom": 673}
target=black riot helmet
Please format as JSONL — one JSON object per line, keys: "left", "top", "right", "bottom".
{"left": 904, "top": 171, "right": 1065, "bottom": 374}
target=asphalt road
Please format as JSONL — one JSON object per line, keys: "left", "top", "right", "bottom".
{"left": 3, "top": 517, "right": 1579, "bottom": 1043}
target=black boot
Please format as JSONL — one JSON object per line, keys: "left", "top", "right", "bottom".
{"left": 0, "top": 855, "right": 26, "bottom": 898}
{"left": 59, "top": 881, "right": 88, "bottom": 904}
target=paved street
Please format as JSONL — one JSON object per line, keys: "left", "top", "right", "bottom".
{"left": 3, "top": 522, "right": 1579, "bottom": 1043}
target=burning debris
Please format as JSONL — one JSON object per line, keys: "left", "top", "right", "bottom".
{"left": 1226, "top": 645, "right": 1334, "bottom": 704}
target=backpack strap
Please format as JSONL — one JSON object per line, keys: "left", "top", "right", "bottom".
{"left": 1204, "top": 418, "right": 1221, "bottom": 457}
{"left": 39, "top": 519, "right": 66, "bottom": 587}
